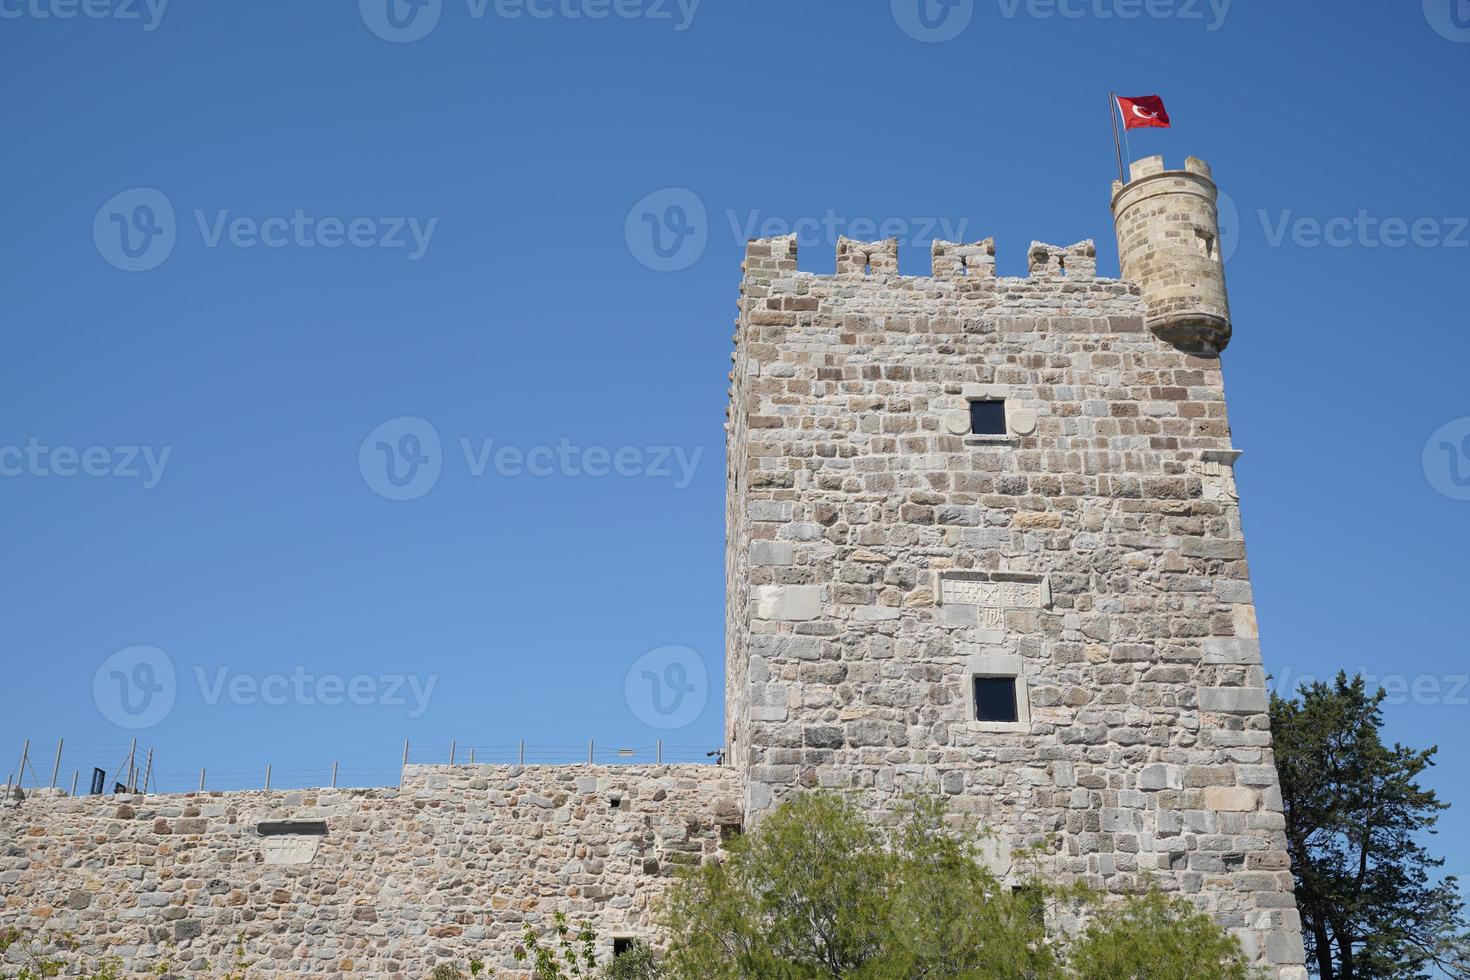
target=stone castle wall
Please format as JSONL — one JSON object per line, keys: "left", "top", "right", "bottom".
{"left": 0, "top": 764, "right": 740, "bottom": 977}
{"left": 725, "top": 232, "right": 1306, "bottom": 977}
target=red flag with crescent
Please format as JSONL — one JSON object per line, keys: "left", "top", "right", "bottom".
{"left": 1117, "top": 94, "right": 1171, "bottom": 130}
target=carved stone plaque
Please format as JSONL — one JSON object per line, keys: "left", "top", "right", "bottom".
{"left": 936, "top": 572, "right": 1049, "bottom": 610}
{"left": 1195, "top": 450, "right": 1242, "bottom": 502}
{"left": 263, "top": 837, "right": 320, "bottom": 866}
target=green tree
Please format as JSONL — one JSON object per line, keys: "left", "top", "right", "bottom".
{"left": 1272, "top": 672, "right": 1470, "bottom": 979}
{"left": 0, "top": 928, "right": 122, "bottom": 980}
{"left": 1069, "top": 890, "right": 1251, "bottom": 980}
{"left": 602, "top": 941, "right": 661, "bottom": 980}
{"left": 660, "top": 791, "right": 1250, "bottom": 979}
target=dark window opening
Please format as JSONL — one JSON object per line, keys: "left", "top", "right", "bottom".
{"left": 969, "top": 401, "right": 1007, "bottom": 436}
{"left": 613, "top": 938, "right": 635, "bottom": 958}
{"left": 974, "top": 677, "right": 1019, "bottom": 724}
{"left": 257, "top": 820, "right": 329, "bottom": 837}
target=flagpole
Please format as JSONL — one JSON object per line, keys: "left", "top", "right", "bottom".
{"left": 1108, "top": 92, "right": 1126, "bottom": 183}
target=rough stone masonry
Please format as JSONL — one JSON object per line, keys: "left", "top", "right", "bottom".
{"left": 725, "top": 154, "right": 1305, "bottom": 976}
{"left": 1, "top": 155, "right": 1307, "bottom": 977}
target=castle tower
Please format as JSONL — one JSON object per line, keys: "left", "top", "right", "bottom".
{"left": 726, "top": 162, "right": 1306, "bottom": 977}
{"left": 1111, "top": 154, "right": 1232, "bottom": 352}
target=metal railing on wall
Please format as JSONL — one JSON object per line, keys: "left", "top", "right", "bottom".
{"left": 3, "top": 737, "right": 725, "bottom": 804}
{"left": 405, "top": 740, "right": 721, "bottom": 767}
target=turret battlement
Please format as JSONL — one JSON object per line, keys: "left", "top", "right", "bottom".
{"left": 743, "top": 235, "right": 1101, "bottom": 281}
{"left": 1120, "top": 153, "right": 1214, "bottom": 184}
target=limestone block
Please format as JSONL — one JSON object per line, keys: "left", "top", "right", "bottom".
{"left": 1100, "top": 808, "right": 1140, "bottom": 833}
{"left": 1215, "top": 579, "right": 1253, "bottom": 603}
{"left": 1199, "top": 687, "right": 1268, "bottom": 713}
{"left": 754, "top": 585, "right": 822, "bottom": 621}
{"left": 1139, "top": 764, "right": 1182, "bottom": 791}
{"left": 1231, "top": 604, "right": 1259, "bottom": 638}
{"left": 977, "top": 834, "right": 1014, "bottom": 876}
{"left": 748, "top": 500, "right": 793, "bottom": 522}
{"left": 1180, "top": 537, "right": 1246, "bottom": 560}
{"left": 750, "top": 541, "right": 795, "bottom": 566}
{"left": 1268, "top": 928, "right": 1308, "bottom": 965}
{"left": 1203, "top": 638, "right": 1262, "bottom": 665}
{"left": 1204, "top": 787, "right": 1258, "bottom": 812}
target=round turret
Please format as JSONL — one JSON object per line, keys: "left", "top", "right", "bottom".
{"left": 1111, "top": 155, "right": 1232, "bottom": 352}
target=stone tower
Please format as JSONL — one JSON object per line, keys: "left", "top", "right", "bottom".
{"left": 1111, "top": 154, "right": 1232, "bottom": 352}
{"left": 725, "top": 159, "right": 1307, "bottom": 977}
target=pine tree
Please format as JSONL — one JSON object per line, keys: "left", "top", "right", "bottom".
{"left": 1272, "top": 673, "right": 1470, "bottom": 978}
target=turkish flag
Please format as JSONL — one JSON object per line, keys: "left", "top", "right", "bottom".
{"left": 1118, "top": 95, "right": 1171, "bottom": 130}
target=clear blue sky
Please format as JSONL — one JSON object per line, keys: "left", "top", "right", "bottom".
{"left": 3, "top": 0, "right": 1467, "bottom": 879}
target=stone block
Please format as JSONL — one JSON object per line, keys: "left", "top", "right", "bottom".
{"left": 1202, "top": 638, "right": 1261, "bottom": 665}
{"left": 1199, "top": 687, "right": 1268, "bottom": 714}
{"left": 1100, "top": 808, "right": 1139, "bottom": 833}
{"left": 1268, "top": 928, "right": 1307, "bottom": 965}
{"left": 938, "top": 604, "right": 979, "bottom": 628}
{"left": 750, "top": 541, "right": 795, "bottom": 566}
{"left": 1139, "top": 764, "right": 1181, "bottom": 791}
{"left": 1203, "top": 787, "right": 1257, "bottom": 812}
{"left": 1180, "top": 537, "right": 1246, "bottom": 560}
{"left": 1214, "top": 579, "right": 1253, "bottom": 603}
{"left": 748, "top": 500, "right": 793, "bottom": 522}
{"left": 754, "top": 585, "right": 822, "bottom": 621}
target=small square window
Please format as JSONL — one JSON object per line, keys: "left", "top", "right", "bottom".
{"left": 973, "top": 677, "right": 1019, "bottom": 724}
{"left": 969, "top": 400, "right": 1007, "bottom": 436}
{"left": 613, "top": 938, "right": 635, "bottom": 958}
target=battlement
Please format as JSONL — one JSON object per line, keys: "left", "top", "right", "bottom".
{"left": 743, "top": 234, "right": 1102, "bottom": 281}
{"left": 1117, "top": 153, "right": 1213, "bottom": 187}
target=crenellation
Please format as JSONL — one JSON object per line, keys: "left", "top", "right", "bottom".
{"left": 742, "top": 233, "right": 797, "bottom": 275}
{"left": 1129, "top": 154, "right": 1169, "bottom": 181}
{"left": 836, "top": 236, "right": 899, "bottom": 277}
{"left": 1028, "top": 240, "right": 1099, "bottom": 278}
{"left": 932, "top": 238, "right": 997, "bottom": 279}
